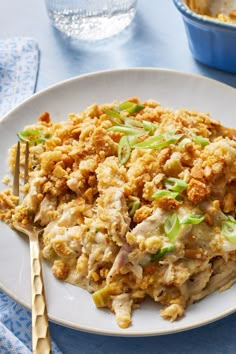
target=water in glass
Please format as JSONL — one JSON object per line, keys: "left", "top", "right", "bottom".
{"left": 45, "top": 0, "right": 137, "bottom": 41}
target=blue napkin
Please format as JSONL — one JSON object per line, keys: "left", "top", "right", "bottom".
{"left": 0, "top": 292, "right": 63, "bottom": 354}
{"left": 0, "top": 37, "right": 63, "bottom": 354}
{"left": 0, "top": 37, "right": 39, "bottom": 117}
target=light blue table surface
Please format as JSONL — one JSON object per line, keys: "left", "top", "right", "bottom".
{"left": 1, "top": 1, "right": 236, "bottom": 353}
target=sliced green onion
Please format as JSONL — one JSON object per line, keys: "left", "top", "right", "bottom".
{"left": 164, "top": 132, "right": 183, "bottom": 140}
{"left": 106, "top": 108, "right": 144, "bottom": 129}
{"left": 123, "top": 117, "right": 143, "bottom": 128}
{"left": 192, "top": 135, "right": 209, "bottom": 147}
{"left": 106, "top": 117, "right": 123, "bottom": 126}
{"left": 17, "top": 129, "right": 49, "bottom": 145}
{"left": 142, "top": 120, "right": 158, "bottom": 135}
{"left": 164, "top": 213, "right": 180, "bottom": 241}
{"left": 150, "top": 244, "right": 176, "bottom": 262}
{"left": 118, "top": 136, "right": 131, "bottom": 164}
{"left": 108, "top": 125, "right": 144, "bottom": 136}
{"left": 105, "top": 108, "right": 123, "bottom": 120}
{"left": 164, "top": 177, "right": 188, "bottom": 192}
{"left": 118, "top": 101, "right": 145, "bottom": 114}
{"left": 227, "top": 215, "right": 236, "bottom": 223}
{"left": 134, "top": 138, "right": 171, "bottom": 149}
{"left": 104, "top": 109, "right": 124, "bottom": 126}
{"left": 152, "top": 190, "right": 179, "bottom": 199}
{"left": 178, "top": 138, "right": 192, "bottom": 147}
{"left": 92, "top": 286, "right": 110, "bottom": 307}
{"left": 134, "top": 135, "right": 162, "bottom": 146}
{"left": 128, "top": 197, "right": 140, "bottom": 217}
{"left": 180, "top": 213, "right": 205, "bottom": 225}
{"left": 222, "top": 220, "right": 236, "bottom": 243}
{"left": 134, "top": 133, "right": 182, "bottom": 149}
{"left": 128, "top": 135, "right": 141, "bottom": 147}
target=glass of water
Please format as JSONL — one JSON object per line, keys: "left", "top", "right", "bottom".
{"left": 45, "top": 0, "right": 138, "bottom": 41}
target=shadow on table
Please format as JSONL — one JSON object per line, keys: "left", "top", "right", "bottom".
{"left": 191, "top": 59, "right": 236, "bottom": 89}
{"left": 46, "top": 11, "right": 169, "bottom": 80}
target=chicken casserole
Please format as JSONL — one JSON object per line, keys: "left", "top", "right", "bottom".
{"left": 1, "top": 97, "right": 236, "bottom": 328}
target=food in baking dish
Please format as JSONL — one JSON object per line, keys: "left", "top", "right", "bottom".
{"left": 186, "top": 0, "right": 236, "bottom": 24}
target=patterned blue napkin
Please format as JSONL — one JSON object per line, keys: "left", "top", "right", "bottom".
{"left": 0, "top": 292, "right": 63, "bottom": 354}
{"left": 0, "top": 37, "right": 63, "bottom": 354}
{"left": 0, "top": 37, "right": 39, "bottom": 117}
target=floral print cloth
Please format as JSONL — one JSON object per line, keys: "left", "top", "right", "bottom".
{"left": 0, "top": 37, "right": 39, "bottom": 117}
{"left": 0, "top": 292, "right": 63, "bottom": 354}
{"left": 0, "top": 37, "right": 63, "bottom": 354}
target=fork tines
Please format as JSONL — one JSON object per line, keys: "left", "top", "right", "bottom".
{"left": 13, "top": 141, "right": 29, "bottom": 197}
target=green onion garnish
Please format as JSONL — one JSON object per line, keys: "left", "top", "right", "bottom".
{"left": 227, "top": 215, "right": 236, "bottom": 222}
{"left": 127, "top": 135, "right": 141, "bottom": 147}
{"left": 133, "top": 135, "right": 162, "bottom": 147}
{"left": 164, "top": 177, "right": 188, "bottom": 193}
{"left": 152, "top": 190, "right": 179, "bottom": 199}
{"left": 108, "top": 125, "right": 144, "bottom": 136}
{"left": 105, "top": 108, "right": 123, "bottom": 119}
{"left": 124, "top": 117, "right": 143, "bottom": 128}
{"left": 150, "top": 244, "right": 176, "bottom": 262}
{"left": 17, "top": 129, "right": 50, "bottom": 145}
{"left": 192, "top": 135, "right": 209, "bottom": 147}
{"left": 164, "top": 213, "right": 180, "bottom": 241}
{"left": 222, "top": 220, "right": 236, "bottom": 243}
{"left": 104, "top": 109, "right": 125, "bottom": 125}
{"left": 134, "top": 138, "right": 171, "bottom": 149}
{"left": 106, "top": 108, "right": 144, "bottom": 129}
{"left": 142, "top": 120, "right": 158, "bottom": 135}
{"left": 134, "top": 133, "right": 182, "bottom": 149}
{"left": 164, "top": 132, "right": 183, "bottom": 141}
{"left": 118, "top": 101, "right": 145, "bottom": 114}
{"left": 118, "top": 136, "right": 131, "bottom": 164}
{"left": 180, "top": 213, "right": 205, "bottom": 225}
{"left": 128, "top": 197, "right": 140, "bottom": 217}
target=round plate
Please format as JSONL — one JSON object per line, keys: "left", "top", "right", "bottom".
{"left": 0, "top": 68, "right": 236, "bottom": 336}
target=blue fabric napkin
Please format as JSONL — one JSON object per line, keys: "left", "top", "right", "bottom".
{"left": 0, "top": 37, "right": 39, "bottom": 117}
{"left": 0, "top": 37, "right": 63, "bottom": 354}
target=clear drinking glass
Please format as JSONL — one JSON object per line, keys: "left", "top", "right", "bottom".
{"left": 45, "top": 0, "right": 138, "bottom": 41}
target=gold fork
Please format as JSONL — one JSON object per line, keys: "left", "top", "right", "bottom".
{"left": 13, "top": 141, "right": 51, "bottom": 354}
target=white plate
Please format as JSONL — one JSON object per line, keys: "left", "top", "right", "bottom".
{"left": 0, "top": 68, "right": 236, "bottom": 336}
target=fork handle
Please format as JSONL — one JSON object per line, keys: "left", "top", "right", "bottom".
{"left": 30, "top": 238, "right": 51, "bottom": 354}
